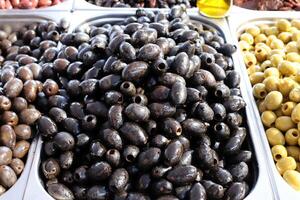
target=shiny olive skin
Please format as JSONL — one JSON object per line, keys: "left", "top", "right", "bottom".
{"left": 47, "top": 183, "right": 74, "bottom": 200}
{"left": 53, "top": 132, "right": 75, "bottom": 151}
{"left": 166, "top": 165, "right": 197, "bottom": 186}
{"left": 224, "top": 182, "right": 248, "bottom": 200}
{"left": 138, "top": 147, "right": 161, "bottom": 170}
{"left": 10, "top": 158, "right": 24, "bottom": 175}
{"left": 109, "top": 168, "right": 129, "bottom": 193}
{"left": 164, "top": 140, "right": 183, "bottom": 166}
{"left": 87, "top": 162, "right": 112, "bottom": 182}
{"left": 0, "top": 146, "right": 12, "bottom": 166}
{"left": 0, "top": 125, "right": 16, "bottom": 149}
{"left": 38, "top": 116, "right": 57, "bottom": 137}
{"left": 189, "top": 183, "right": 206, "bottom": 200}
{"left": 202, "top": 180, "right": 224, "bottom": 199}
{"left": 0, "top": 165, "right": 17, "bottom": 188}
{"left": 120, "top": 122, "right": 148, "bottom": 146}
{"left": 125, "top": 103, "right": 150, "bottom": 122}
{"left": 100, "top": 129, "right": 123, "bottom": 150}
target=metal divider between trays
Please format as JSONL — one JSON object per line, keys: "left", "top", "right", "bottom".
{"left": 24, "top": 9, "right": 273, "bottom": 200}
{"left": 228, "top": 10, "right": 300, "bottom": 200}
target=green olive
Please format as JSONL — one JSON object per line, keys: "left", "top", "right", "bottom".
{"left": 266, "top": 127, "right": 285, "bottom": 146}
{"left": 264, "top": 91, "right": 283, "bottom": 110}
{"left": 275, "top": 116, "right": 296, "bottom": 132}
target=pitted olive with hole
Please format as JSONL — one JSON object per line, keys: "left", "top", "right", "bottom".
{"left": 37, "top": 7, "right": 254, "bottom": 200}
{"left": 239, "top": 19, "right": 300, "bottom": 191}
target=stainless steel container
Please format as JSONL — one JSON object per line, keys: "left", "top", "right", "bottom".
{"left": 0, "top": 11, "right": 71, "bottom": 200}
{"left": 24, "top": 10, "right": 274, "bottom": 200}
{"left": 228, "top": 8, "right": 300, "bottom": 200}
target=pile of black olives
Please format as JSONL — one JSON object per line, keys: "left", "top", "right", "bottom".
{"left": 0, "top": 20, "right": 69, "bottom": 195}
{"left": 85, "top": 0, "right": 196, "bottom": 8}
{"left": 38, "top": 7, "right": 254, "bottom": 200}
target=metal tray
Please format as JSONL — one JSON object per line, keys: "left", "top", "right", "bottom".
{"left": 0, "top": 12, "right": 71, "bottom": 200}
{"left": 0, "top": 0, "right": 73, "bottom": 12}
{"left": 24, "top": 10, "right": 274, "bottom": 200}
{"left": 228, "top": 11, "right": 300, "bottom": 200}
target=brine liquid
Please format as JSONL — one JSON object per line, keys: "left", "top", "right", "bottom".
{"left": 197, "top": 0, "right": 231, "bottom": 18}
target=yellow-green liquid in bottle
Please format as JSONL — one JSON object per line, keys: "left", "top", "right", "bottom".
{"left": 197, "top": 0, "right": 231, "bottom": 18}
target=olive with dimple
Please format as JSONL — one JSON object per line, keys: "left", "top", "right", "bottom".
{"left": 164, "top": 140, "right": 183, "bottom": 166}
{"left": 10, "top": 158, "right": 24, "bottom": 175}
{"left": 138, "top": 147, "right": 161, "bottom": 170}
{"left": 42, "top": 158, "right": 61, "bottom": 180}
{"left": 87, "top": 162, "right": 112, "bottom": 182}
{"left": 38, "top": 116, "right": 57, "bottom": 137}
{"left": 0, "top": 165, "right": 17, "bottom": 188}
{"left": 120, "top": 122, "right": 148, "bottom": 146}
{"left": 13, "top": 140, "right": 30, "bottom": 159}
{"left": 109, "top": 168, "right": 129, "bottom": 193}
{"left": 3, "top": 78, "right": 23, "bottom": 98}
{"left": 166, "top": 165, "right": 197, "bottom": 186}
{"left": 59, "top": 151, "right": 74, "bottom": 170}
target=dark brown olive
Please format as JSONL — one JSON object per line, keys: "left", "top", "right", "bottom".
{"left": 17, "top": 66, "right": 33, "bottom": 82}
{"left": 10, "top": 158, "right": 24, "bottom": 175}
{"left": 195, "top": 102, "right": 214, "bottom": 122}
{"left": 123, "top": 145, "right": 140, "bottom": 163}
{"left": 217, "top": 44, "right": 236, "bottom": 57}
{"left": 120, "top": 122, "right": 148, "bottom": 146}
{"left": 98, "top": 74, "right": 122, "bottom": 91}
{"left": 175, "top": 185, "right": 191, "bottom": 199}
{"left": 224, "top": 182, "right": 247, "bottom": 200}
{"left": 125, "top": 103, "right": 150, "bottom": 122}
{"left": 189, "top": 182, "right": 206, "bottom": 200}
{"left": 214, "top": 83, "right": 230, "bottom": 99}
{"left": 61, "top": 171, "right": 74, "bottom": 185}
{"left": 47, "top": 183, "right": 74, "bottom": 200}
{"left": 0, "top": 95, "right": 11, "bottom": 112}
{"left": 53, "top": 132, "right": 75, "bottom": 151}
{"left": 62, "top": 118, "right": 80, "bottom": 135}
{"left": 149, "top": 103, "right": 176, "bottom": 119}
{"left": 2, "top": 111, "right": 18, "bottom": 126}
{"left": 152, "top": 179, "right": 173, "bottom": 196}
{"left": 42, "top": 158, "right": 61, "bottom": 179}
{"left": 182, "top": 118, "right": 208, "bottom": 138}
{"left": 13, "top": 140, "right": 30, "bottom": 159}
{"left": 104, "top": 91, "right": 123, "bottom": 105}
{"left": 90, "top": 141, "right": 107, "bottom": 159}
{"left": 81, "top": 114, "right": 97, "bottom": 131}
{"left": 87, "top": 162, "right": 112, "bottom": 181}
{"left": 164, "top": 140, "right": 183, "bottom": 166}
{"left": 223, "top": 128, "right": 247, "bottom": 155}
{"left": 12, "top": 97, "right": 27, "bottom": 113}
{"left": 69, "top": 102, "right": 85, "bottom": 120}
{"left": 132, "top": 28, "right": 157, "bottom": 46}
{"left": 120, "top": 81, "right": 136, "bottom": 96}
{"left": 158, "top": 72, "right": 185, "bottom": 87}
{"left": 49, "top": 107, "right": 67, "bottom": 124}
{"left": 106, "top": 149, "right": 121, "bottom": 167}
{"left": 0, "top": 165, "right": 17, "bottom": 188}
{"left": 166, "top": 165, "right": 197, "bottom": 186}
{"left": 138, "top": 147, "right": 161, "bottom": 170}
{"left": 19, "top": 108, "right": 41, "bottom": 125}
{"left": 150, "top": 135, "right": 170, "bottom": 148}
{"left": 59, "top": 151, "right": 74, "bottom": 170}
{"left": 213, "top": 122, "right": 230, "bottom": 141}
{"left": 196, "top": 143, "right": 215, "bottom": 169}
{"left": 38, "top": 116, "right": 57, "bottom": 137}
{"left": 100, "top": 129, "right": 122, "bottom": 150}
{"left": 150, "top": 85, "right": 170, "bottom": 101}
{"left": 122, "top": 61, "right": 149, "bottom": 83}
{"left": 86, "top": 101, "right": 108, "bottom": 118}
{"left": 162, "top": 118, "right": 182, "bottom": 138}
{"left": 74, "top": 166, "right": 88, "bottom": 184}
{"left": 48, "top": 95, "right": 68, "bottom": 110}
{"left": 179, "top": 150, "right": 193, "bottom": 166}
{"left": 211, "top": 103, "right": 226, "bottom": 121}
{"left": 227, "top": 151, "right": 252, "bottom": 164}
{"left": 227, "top": 162, "right": 249, "bottom": 182}
{"left": 44, "top": 141, "right": 58, "bottom": 156}
{"left": 192, "top": 70, "right": 216, "bottom": 88}
{"left": 22, "top": 80, "right": 38, "bottom": 102}
{"left": 108, "top": 34, "right": 130, "bottom": 54}
{"left": 43, "top": 79, "right": 59, "bottom": 96}
{"left": 225, "top": 71, "right": 240, "bottom": 88}
{"left": 108, "top": 105, "right": 124, "bottom": 130}
{"left": 109, "top": 168, "right": 129, "bottom": 193}
{"left": 0, "top": 146, "right": 12, "bottom": 166}
{"left": 3, "top": 78, "right": 23, "bottom": 98}
{"left": 137, "top": 43, "right": 161, "bottom": 61}
{"left": 202, "top": 180, "right": 224, "bottom": 199}
{"left": 172, "top": 52, "right": 189, "bottom": 76}
{"left": 1, "top": 69, "right": 15, "bottom": 84}
{"left": 223, "top": 96, "right": 246, "bottom": 112}
{"left": 53, "top": 58, "right": 70, "bottom": 73}
{"left": 210, "top": 167, "right": 233, "bottom": 186}
{"left": 0, "top": 125, "right": 16, "bottom": 149}
{"left": 170, "top": 82, "right": 187, "bottom": 105}
{"left": 14, "top": 124, "right": 31, "bottom": 140}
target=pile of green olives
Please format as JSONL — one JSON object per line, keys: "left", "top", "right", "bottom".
{"left": 36, "top": 7, "right": 255, "bottom": 200}
{"left": 239, "top": 18, "right": 300, "bottom": 191}
{"left": 0, "top": 20, "right": 69, "bottom": 195}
